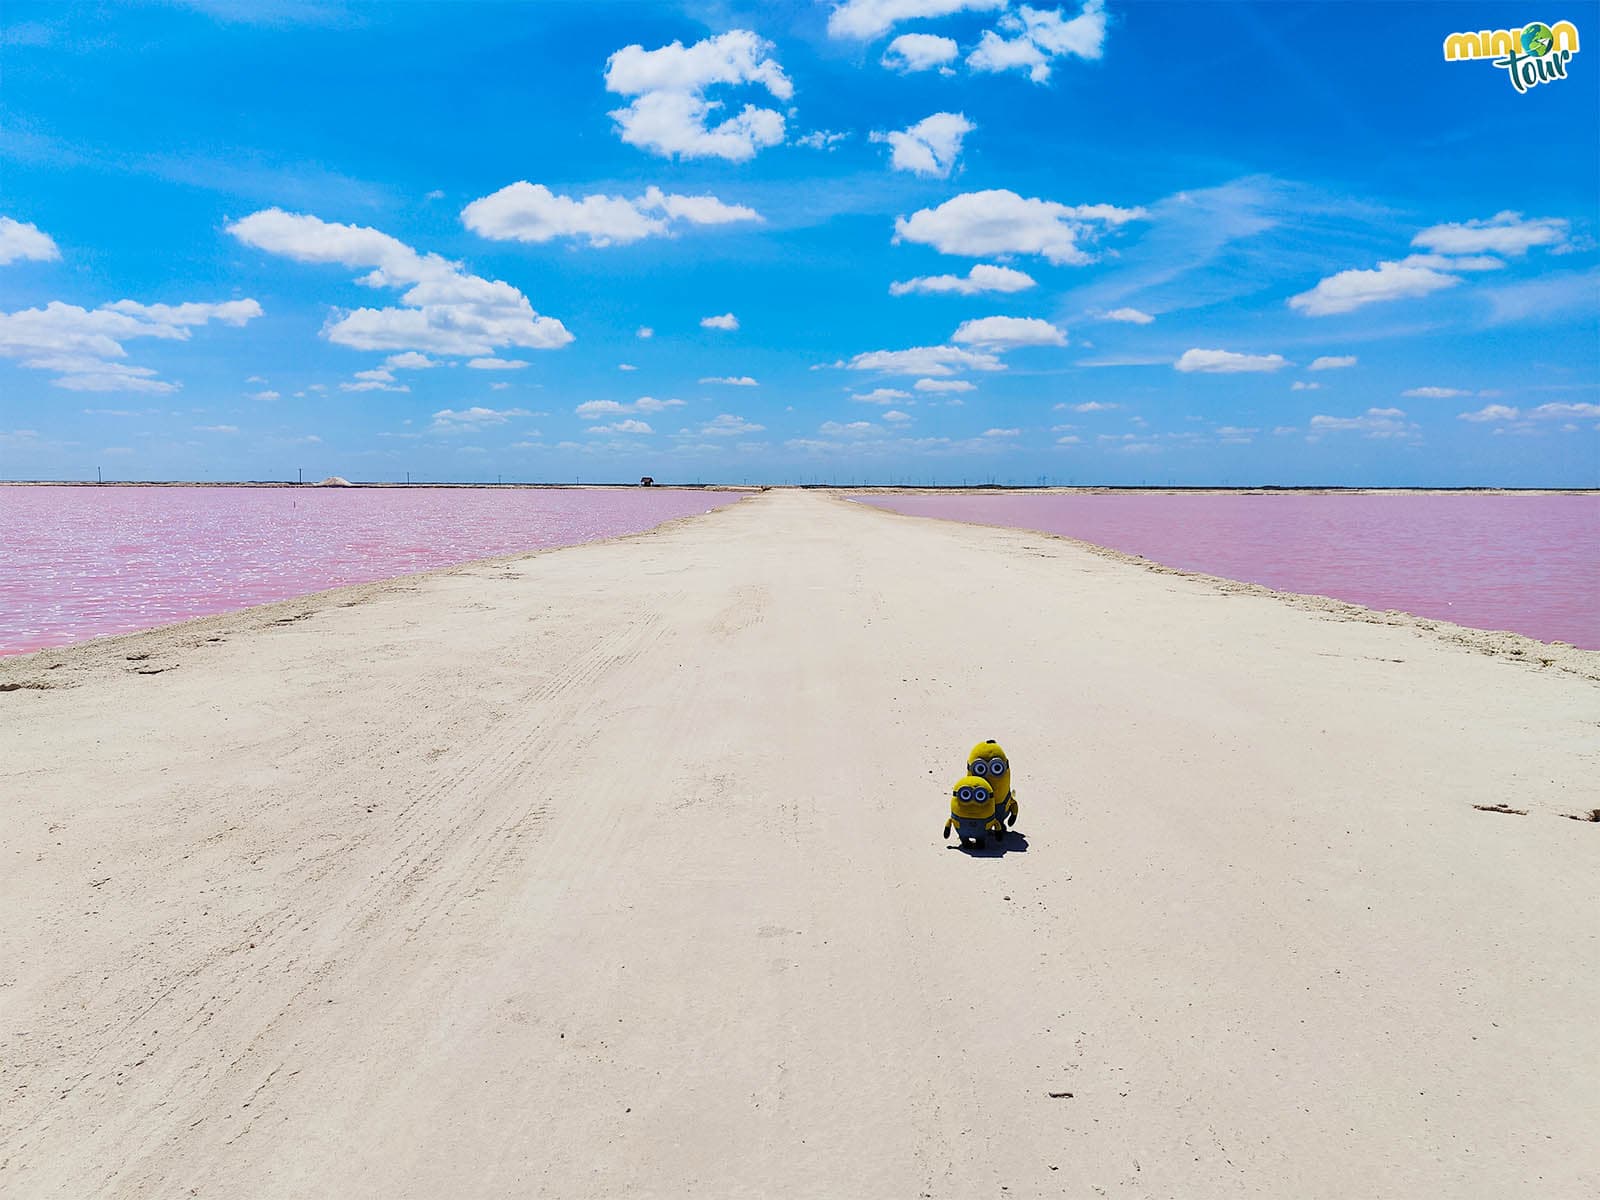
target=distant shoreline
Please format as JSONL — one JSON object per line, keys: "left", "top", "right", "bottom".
{"left": 0, "top": 480, "right": 757, "bottom": 492}
{"left": 1, "top": 481, "right": 1595, "bottom": 495}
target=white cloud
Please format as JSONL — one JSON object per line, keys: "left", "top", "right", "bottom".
{"left": 100, "top": 300, "right": 254, "bottom": 327}
{"left": 842, "top": 344, "right": 1004, "bottom": 376}
{"left": 1412, "top": 211, "right": 1569, "bottom": 257}
{"left": 895, "top": 189, "right": 1146, "bottom": 265}
{"left": 1290, "top": 381, "right": 1321, "bottom": 391}
{"left": 700, "top": 375, "right": 758, "bottom": 386}
{"left": 0, "top": 298, "right": 261, "bottom": 392}
{"left": 251, "top": 389, "right": 280, "bottom": 400}
{"left": 982, "top": 427, "right": 1020, "bottom": 437}
{"left": 820, "top": 420, "right": 881, "bottom": 436}
{"left": 827, "top": 0, "right": 1004, "bottom": 40}
{"left": 491, "top": 382, "right": 511, "bottom": 390}
{"left": 1100, "top": 307, "right": 1153, "bottom": 324}
{"left": 872, "top": 112, "right": 973, "bottom": 178}
{"left": 587, "top": 419, "right": 653, "bottom": 434}
{"left": 604, "top": 30, "right": 792, "bottom": 162}
{"left": 882, "top": 33, "right": 959, "bottom": 72}
{"left": 575, "top": 397, "right": 685, "bottom": 418}
{"left": 1059, "top": 400, "right": 1117, "bottom": 412}
{"left": 1530, "top": 402, "right": 1600, "bottom": 419}
{"left": 890, "top": 263, "right": 1035, "bottom": 297}
{"left": 25, "top": 358, "right": 173, "bottom": 393}
{"left": 1288, "top": 260, "right": 1461, "bottom": 316}
{"left": 194, "top": 424, "right": 238, "bottom": 433}
{"left": 1456, "top": 402, "right": 1600, "bottom": 424}
{"left": 851, "top": 387, "right": 912, "bottom": 404}
{"left": 1308, "top": 407, "right": 1417, "bottom": 438}
{"left": 1399, "top": 253, "right": 1505, "bottom": 272}
{"left": 968, "top": 0, "right": 1108, "bottom": 83}
{"left": 227, "top": 208, "right": 571, "bottom": 355}
{"left": 467, "top": 357, "right": 530, "bottom": 370}
{"left": 701, "top": 312, "right": 739, "bottom": 331}
{"left": 464, "top": 184, "right": 657, "bottom": 247}
{"left": 951, "top": 315, "right": 1066, "bottom": 347}
{"left": 0, "top": 216, "right": 59, "bottom": 265}
{"left": 339, "top": 380, "right": 406, "bottom": 395}
{"left": 1402, "top": 386, "right": 1470, "bottom": 398}
{"left": 618, "top": 362, "right": 637, "bottom": 371}
{"left": 796, "top": 130, "right": 849, "bottom": 150}
{"left": 967, "top": 26, "right": 1049, "bottom": 79}
{"left": 883, "top": 409, "right": 912, "bottom": 422}
{"left": 1174, "top": 348, "right": 1288, "bottom": 373}
{"left": 384, "top": 351, "right": 436, "bottom": 369}
{"left": 1482, "top": 265, "right": 1600, "bottom": 325}
{"left": 462, "top": 182, "right": 760, "bottom": 247}
{"left": 1458, "top": 404, "right": 1521, "bottom": 423}
{"left": 1056, "top": 434, "right": 1081, "bottom": 444}
{"left": 632, "top": 396, "right": 684, "bottom": 412}
{"left": 642, "top": 187, "right": 760, "bottom": 227}
{"left": 341, "top": 366, "right": 409, "bottom": 393}
{"left": 1288, "top": 216, "right": 1570, "bottom": 321}
{"left": 429, "top": 406, "right": 532, "bottom": 434}
{"left": 702, "top": 413, "right": 765, "bottom": 435}
{"left": 636, "top": 326, "right": 654, "bottom": 339}
{"left": 914, "top": 378, "right": 975, "bottom": 392}
{"left": 1308, "top": 355, "right": 1356, "bottom": 370}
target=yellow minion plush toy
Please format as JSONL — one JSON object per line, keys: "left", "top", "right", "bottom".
{"left": 944, "top": 774, "right": 998, "bottom": 847}
{"left": 968, "top": 739, "right": 1018, "bottom": 830}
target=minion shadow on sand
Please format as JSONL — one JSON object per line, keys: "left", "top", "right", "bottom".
{"left": 944, "top": 739, "right": 1021, "bottom": 852}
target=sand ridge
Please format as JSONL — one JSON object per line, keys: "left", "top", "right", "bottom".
{"left": 848, "top": 494, "right": 1600, "bottom": 683}
{"left": 2, "top": 489, "right": 1597, "bottom": 1198}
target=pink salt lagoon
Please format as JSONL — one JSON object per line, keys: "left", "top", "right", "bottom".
{"left": 0, "top": 485, "right": 739, "bottom": 657}
{"left": 858, "top": 491, "right": 1600, "bottom": 650}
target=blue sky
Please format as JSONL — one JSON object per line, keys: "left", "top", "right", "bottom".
{"left": 1, "top": 0, "right": 1596, "bottom": 485}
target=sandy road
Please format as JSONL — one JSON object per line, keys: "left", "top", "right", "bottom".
{"left": 2, "top": 489, "right": 1597, "bottom": 1198}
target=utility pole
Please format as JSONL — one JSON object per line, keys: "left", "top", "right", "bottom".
{"left": 97, "top": 466, "right": 102, "bottom": 484}
{"left": 298, "top": 467, "right": 303, "bottom": 485}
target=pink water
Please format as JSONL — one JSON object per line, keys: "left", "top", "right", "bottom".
{"left": 0, "top": 486, "right": 739, "bottom": 656}
{"left": 859, "top": 492, "right": 1600, "bottom": 649}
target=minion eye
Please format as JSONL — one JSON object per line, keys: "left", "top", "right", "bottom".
{"left": 989, "top": 757, "right": 1007, "bottom": 774}
{"left": 958, "top": 786, "right": 974, "bottom": 802}
{"left": 971, "top": 760, "right": 988, "bottom": 776}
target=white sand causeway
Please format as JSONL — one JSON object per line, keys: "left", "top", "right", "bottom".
{"left": 3, "top": 489, "right": 1597, "bottom": 1198}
